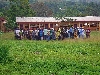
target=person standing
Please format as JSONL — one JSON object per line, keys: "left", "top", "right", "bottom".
{"left": 77, "top": 27, "right": 80, "bottom": 38}
{"left": 47, "top": 28, "right": 50, "bottom": 41}
{"left": 32, "top": 29, "right": 36, "bottom": 40}
{"left": 69, "top": 26, "right": 74, "bottom": 39}
{"left": 56, "top": 28, "right": 61, "bottom": 40}
{"left": 86, "top": 28, "right": 91, "bottom": 38}
{"left": 43, "top": 28, "right": 48, "bottom": 40}
{"left": 39, "top": 28, "right": 44, "bottom": 40}
{"left": 66, "top": 28, "right": 70, "bottom": 38}
{"left": 35, "top": 28, "right": 39, "bottom": 40}
{"left": 74, "top": 28, "right": 78, "bottom": 39}
{"left": 14, "top": 27, "right": 21, "bottom": 40}
{"left": 79, "top": 27, "right": 85, "bottom": 39}
{"left": 61, "top": 27, "right": 66, "bottom": 40}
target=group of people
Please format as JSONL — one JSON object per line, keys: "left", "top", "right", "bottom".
{"left": 14, "top": 26, "right": 91, "bottom": 41}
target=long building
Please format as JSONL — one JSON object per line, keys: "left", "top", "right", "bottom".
{"left": 16, "top": 16, "right": 100, "bottom": 31}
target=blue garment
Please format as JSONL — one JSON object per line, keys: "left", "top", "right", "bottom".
{"left": 69, "top": 27, "right": 74, "bottom": 33}
{"left": 69, "top": 27, "right": 74, "bottom": 38}
{"left": 79, "top": 29, "right": 85, "bottom": 38}
{"left": 80, "top": 29, "right": 83, "bottom": 34}
{"left": 47, "top": 35, "right": 50, "bottom": 41}
{"left": 39, "top": 30, "right": 43, "bottom": 37}
{"left": 44, "top": 35, "right": 47, "bottom": 40}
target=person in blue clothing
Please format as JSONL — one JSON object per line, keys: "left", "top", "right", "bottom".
{"left": 69, "top": 26, "right": 74, "bottom": 39}
{"left": 79, "top": 27, "right": 85, "bottom": 38}
{"left": 39, "top": 28, "right": 44, "bottom": 40}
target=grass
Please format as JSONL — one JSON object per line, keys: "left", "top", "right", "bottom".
{"left": 0, "top": 31, "right": 100, "bottom": 75}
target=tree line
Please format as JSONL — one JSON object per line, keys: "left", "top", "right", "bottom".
{"left": 0, "top": 0, "right": 100, "bottom": 30}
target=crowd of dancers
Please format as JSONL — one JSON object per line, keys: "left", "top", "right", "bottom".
{"left": 14, "top": 26, "right": 91, "bottom": 41}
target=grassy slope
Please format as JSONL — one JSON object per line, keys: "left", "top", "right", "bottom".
{"left": 0, "top": 31, "right": 100, "bottom": 75}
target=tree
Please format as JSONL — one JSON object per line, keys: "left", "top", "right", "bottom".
{"left": 4, "top": 0, "right": 36, "bottom": 30}
{"left": 31, "top": 2, "right": 53, "bottom": 17}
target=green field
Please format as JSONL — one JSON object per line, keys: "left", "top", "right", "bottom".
{"left": 0, "top": 31, "right": 100, "bottom": 75}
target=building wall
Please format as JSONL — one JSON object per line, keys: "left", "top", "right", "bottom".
{"left": 17, "top": 21, "right": 100, "bottom": 31}
{"left": 60, "top": 21, "right": 100, "bottom": 31}
{"left": 18, "top": 22, "right": 60, "bottom": 30}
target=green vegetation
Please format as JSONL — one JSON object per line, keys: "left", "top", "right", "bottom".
{"left": 0, "top": 31, "right": 100, "bottom": 75}
{"left": 0, "top": 0, "right": 36, "bottom": 30}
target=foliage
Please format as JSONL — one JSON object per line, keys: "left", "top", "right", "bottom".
{"left": 42, "top": 1, "right": 100, "bottom": 17}
{"left": 0, "top": 45, "right": 12, "bottom": 63}
{"left": 31, "top": 2, "right": 53, "bottom": 17}
{"left": 0, "top": 31, "right": 100, "bottom": 74}
{"left": 0, "top": 0, "right": 9, "bottom": 11}
{"left": 55, "top": 1, "right": 100, "bottom": 17}
{"left": 1, "top": 0, "right": 36, "bottom": 30}
{"left": 0, "top": 12, "right": 4, "bottom": 17}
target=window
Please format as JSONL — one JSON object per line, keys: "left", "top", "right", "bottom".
{"left": 50, "top": 24, "right": 53, "bottom": 28}
{"left": 20, "top": 24, "right": 23, "bottom": 29}
{"left": 45, "top": 24, "right": 48, "bottom": 29}
{"left": 25, "top": 24, "right": 29, "bottom": 29}
{"left": 80, "top": 24, "right": 82, "bottom": 27}
{"left": 74, "top": 24, "right": 77, "bottom": 28}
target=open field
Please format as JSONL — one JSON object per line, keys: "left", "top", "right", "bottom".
{"left": 0, "top": 31, "right": 100, "bottom": 75}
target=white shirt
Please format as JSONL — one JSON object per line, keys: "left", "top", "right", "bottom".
{"left": 43, "top": 29, "right": 48, "bottom": 35}
{"left": 15, "top": 30, "right": 20, "bottom": 36}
